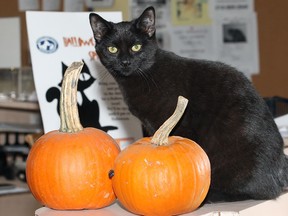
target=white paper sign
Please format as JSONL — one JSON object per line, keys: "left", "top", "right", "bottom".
{"left": 63, "top": 0, "right": 84, "bottom": 11}
{"left": 42, "top": 0, "right": 61, "bottom": 11}
{"left": 26, "top": 11, "right": 143, "bottom": 149}
{"left": 18, "top": 0, "right": 40, "bottom": 11}
{"left": 170, "top": 25, "right": 216, "bottom": 60}
{"left": 0, "top": 17, "right": 21, "bottom": 68}
{"left": 214, "top": 12, "right": 259, "bottom": 77}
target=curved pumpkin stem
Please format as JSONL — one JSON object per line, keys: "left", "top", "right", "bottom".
{"left": 59, "top": 61, "right": 84, "bottom": 133}
{"left": 151, "top": 96, "right": 189, "bottom": 146}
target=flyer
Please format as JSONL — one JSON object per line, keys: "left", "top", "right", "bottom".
{"left": 26, "top": 11, "right": 143, "bottom": 149}
{"left": 213, "top": 11, "right": 259, "bottom": 77}
{"left": 171, "top": 0, "right": 213, "bottom": 26}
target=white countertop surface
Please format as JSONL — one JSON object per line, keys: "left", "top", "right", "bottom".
{"left": 35, "top": 191, "right": 288, "bottom": 216}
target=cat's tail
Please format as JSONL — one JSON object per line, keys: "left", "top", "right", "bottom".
{"left": 46, "top": 87, "right": 61, "bottom": 115}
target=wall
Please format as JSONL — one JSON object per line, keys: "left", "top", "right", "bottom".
{"left": 0, "top": 0, "right": 287, "bottom": 98}
{"left": 252, "top": 0, "right": 288, "bottom": 97}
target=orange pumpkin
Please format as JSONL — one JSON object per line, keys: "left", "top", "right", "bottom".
{"left": 26, "top": 62, "right": 120, "bottom": 210}
{"left": 112, "top": 96, "right": 211, "bottom": 216}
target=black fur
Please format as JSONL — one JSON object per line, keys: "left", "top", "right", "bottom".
{"left": 89, "top": 6, "right": 288, "bottom": 202}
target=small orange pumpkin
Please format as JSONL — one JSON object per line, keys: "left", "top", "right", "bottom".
{"left": 26, "top": 62, "right": 120, "bottom": 210}
{"left": 112, "top": 96, "right": 211, "bottom": 215}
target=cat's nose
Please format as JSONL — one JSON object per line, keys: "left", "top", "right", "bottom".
{"left": 121, "top": 60, "right": 131, "bottom": 67}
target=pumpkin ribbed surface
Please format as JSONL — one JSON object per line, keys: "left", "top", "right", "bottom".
{"left": 26, "top": 128, "right": 119, "bottom": 209}
{"left": 112, "top": 136, "right": 210, "bottom": 215}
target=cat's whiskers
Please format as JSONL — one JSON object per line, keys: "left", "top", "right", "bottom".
{"left": 136, "top": 67, "right": 159, "bottom": 93}
{"left": 140, "top": 64, "right": 159, "bottom": 88}
{"left": 147, "top": 71, "right": 159, "bottom": 90}
{"left": 135, "top": 68, "right": 151, "bottom": 92}
{"left": 96, "top": 67, "right": 114, "bottom": 82}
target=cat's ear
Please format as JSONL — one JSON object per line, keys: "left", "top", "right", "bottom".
{"left": 89, "top": 13, "right": 111, "bottom": 43}
{"left": 135, "top": 6, "right": 156, "bottom": 37}
{"left": 61, "top": 62, "right": 67, "bottom": 77}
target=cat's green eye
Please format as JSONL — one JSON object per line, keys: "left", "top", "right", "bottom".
{"left": 131, "top": 44, "right": 142, "bottom": 52}
{"left": 108, "top": 46, "right": 118, "bottom": 54}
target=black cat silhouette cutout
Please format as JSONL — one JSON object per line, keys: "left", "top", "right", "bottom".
{"left": 46, "top": 60, "right": 118, "bottom": 132}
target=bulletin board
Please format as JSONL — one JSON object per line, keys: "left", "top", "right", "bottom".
{"left": 0, "top": 0, "right": 288, "bottom": 98}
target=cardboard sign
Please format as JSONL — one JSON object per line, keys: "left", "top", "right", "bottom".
{"left": 26, "top": 11, "right": 143, "bottom": 149}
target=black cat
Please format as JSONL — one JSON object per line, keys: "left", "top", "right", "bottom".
{"left": 46, "top": 60, "right": 117, "bottom": 132}
{"left": 89, "top": 7, "right": 288, "bottom": 202}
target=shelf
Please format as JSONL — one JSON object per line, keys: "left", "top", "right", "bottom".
{"left": 0, "top": 100, "right": 39, "bottom": 111}
{"left": 0, "top": 122, "right": 42, "bottom": 133}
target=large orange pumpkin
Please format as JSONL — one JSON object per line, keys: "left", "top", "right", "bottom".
{"left": 26, "top": 62, "right": 120, "bottom": 210}
{"left": 112, "top": 96, "right": 211, "bottom": 216}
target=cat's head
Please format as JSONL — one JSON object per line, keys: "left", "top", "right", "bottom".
{"left": 89, "top": 6, "right": 158, "bottom": 77}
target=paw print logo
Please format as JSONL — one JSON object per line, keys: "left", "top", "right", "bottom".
{"left": 36, "top": 36, "right": 58, "bottom": 54}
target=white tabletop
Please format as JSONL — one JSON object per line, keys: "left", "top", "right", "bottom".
{"left": 35, "top": 191, "right": 288, "bottom": 216}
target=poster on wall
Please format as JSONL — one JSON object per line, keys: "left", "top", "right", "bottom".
{"left": 170, "top": 0, "right": 213, "bottom": 26}
{"left": 26, "top": 11, "right": 143, "bottom": 149}
{"left": 168, "top": 0, "right": 216, "bottom": 60}
{"left": 129, "top": 0, "right": 259, "bottom": 79}
{"left": 214, "top": 13, "right": 259, "bottom": 77}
